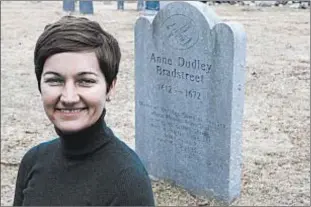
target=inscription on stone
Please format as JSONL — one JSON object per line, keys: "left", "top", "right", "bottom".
{"left": 135, "top": 1, "right": 246, "bottom": 204}
{"left": 162, "top": 14, "right": 199, "bottom": 50}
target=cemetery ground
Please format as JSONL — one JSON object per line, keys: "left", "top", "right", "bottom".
{"left": 1, "top": 1, "right": 310, "bottom": 206}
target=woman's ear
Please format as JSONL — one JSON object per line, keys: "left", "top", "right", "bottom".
{"left": 106, "top": 79, "right": 117, "bottom": 101}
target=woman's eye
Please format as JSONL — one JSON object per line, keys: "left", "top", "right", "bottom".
{"left": 45, "top": 78, "right": 63, "bottom": 86}
{"left": 78, "top": 79, "right": 96, "bottom": 86}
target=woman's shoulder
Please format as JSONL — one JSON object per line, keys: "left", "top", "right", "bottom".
{"left": 108, "top": 140, "right": 155, "bottom": 205}
{"left": 105, "top": 137, "right": 150, "bottom": 176}
{"left": 20, "top": 138, "right": 60, "bottom": 165}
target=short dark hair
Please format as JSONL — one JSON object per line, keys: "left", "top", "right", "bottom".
{"left": 34, "top": 16, "right": 121, "bottom": 93}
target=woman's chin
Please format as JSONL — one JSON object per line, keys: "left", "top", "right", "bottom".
{"left": 55, "top": 121, "right": 88, "bottom": 133}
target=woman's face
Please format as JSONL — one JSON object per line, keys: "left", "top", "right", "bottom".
{"left": 40, "top": 51, "right": 114, "bottom": 133}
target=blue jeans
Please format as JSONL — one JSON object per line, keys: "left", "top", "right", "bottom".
{"left": 145, "top": 1, "right": 160, "bottom": 11}
{"left": 63, "top": 0, "right": 93, "bottom": 14}
{"left": 117, "top": 0, "right": 159, "bottom": 11}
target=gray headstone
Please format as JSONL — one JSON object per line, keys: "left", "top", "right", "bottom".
{"left": 135, "top": 1, "right": 246, "bottom": 204}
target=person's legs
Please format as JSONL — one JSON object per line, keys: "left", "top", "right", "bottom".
{"left": 117, "top": 0, "right": 124, "bottom": 10}
{"left": 63, "top": 0, "right": 75, "bottom": 12}
{"left": 145, "top": 1, "right": 160, "bottom": 11}
{"left": 137, "top": 0, "right": 144, "bottom": 11}
{"left": 79, "top": 0, "right": 94, "bottom": 14}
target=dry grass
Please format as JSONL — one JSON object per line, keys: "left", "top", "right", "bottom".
{"left": 1, "top": 1, "right": 310, "bottom": 206}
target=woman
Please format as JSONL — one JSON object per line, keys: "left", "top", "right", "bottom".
{"left": 13, "top": 16, "right": 155, "bottom": 206}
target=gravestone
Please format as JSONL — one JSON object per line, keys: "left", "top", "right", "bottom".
{"left": 135, "top": 1, "right": 246, "bottom": 204}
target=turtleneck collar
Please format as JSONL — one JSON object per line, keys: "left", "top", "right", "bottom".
{"left": 55, "top": 109, "right": 112, "bottom": 159}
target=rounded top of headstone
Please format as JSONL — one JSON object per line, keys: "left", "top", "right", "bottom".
{"left": 151, "top": 1, "right": 221, "bottom": 52}
{"left": 155, "top": 1, "right": 221, "bottom": 28}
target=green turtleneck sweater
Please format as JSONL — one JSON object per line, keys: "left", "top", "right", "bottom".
{"left": 13, "top": 111, "right": 155, "bottom": 206}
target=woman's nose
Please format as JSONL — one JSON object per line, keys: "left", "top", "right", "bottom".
{"left": 60, "top": 83, "right": 80, "bottom": 104}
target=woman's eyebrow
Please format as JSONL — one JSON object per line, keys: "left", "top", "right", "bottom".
{"left": 77, "top": 72, "right": 98, "bottom": 76}
{"left": 42, "top": 71, "right": 98, "bottom": 77}
{"left": 43, "top": 71, "right": 61, "bottom": 76}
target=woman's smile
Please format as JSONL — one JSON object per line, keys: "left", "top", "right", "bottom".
{"left": 55, "top": 108, "right": 88, "bottom": 119}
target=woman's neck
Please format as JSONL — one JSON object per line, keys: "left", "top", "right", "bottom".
{"left": 55, "top": 109, "right": 112, "bottom": 159}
